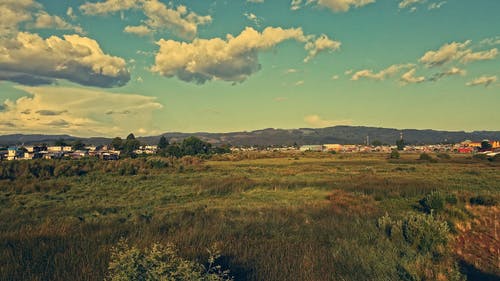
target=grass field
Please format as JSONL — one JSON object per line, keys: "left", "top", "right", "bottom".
{"left": 0, "top": 152, "right": 499, "bottom": 281}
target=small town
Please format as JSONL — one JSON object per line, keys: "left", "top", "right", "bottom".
{"left": 1, "top": 138, "right": 499, "bottom": 161}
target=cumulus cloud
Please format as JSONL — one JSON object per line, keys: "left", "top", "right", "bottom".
{"left": 428, "top": 1, "right": 446, "bottom": 10}
{"left": 152, "top": 26, "right": 339, "bottom": 84}
{"left": 429, "top": 67, "right": 466, "bottom": 82}
{"left": 351, "top": 64, "right": 413, "bottom": 81}
{"left": 80, "top": 0, "right": 211, "bottom": 39}
{"left": 0, "top": 32, "right": 130, "bottom": 87}
{"left": 419, "top": 41, "right": 471, "bottom": 67}
{"left": 79, "top": 0, "right": 138, "bottom": 15}
{"left": 304, "top": 34, "right": 341, "bottom": 62}
{"left": 0, "top": 0, "right": 40, "bottom": 35}
{"left": 292, "top": 0, "right": 375, "bottom": 12}
{"left": 466, "top": 76, "right": 497, "bottom": 87}
{"left": 400, "top": 68, "right": 425, "bottom": 84}
{"left": 248, "top": 0, "right": 265, "bottom": 3}
{"left": 0, "top": 86, "right": 163, "bottom": 137}
{"left": 419, "top": 41, "right": 497, "bottom": 67}
{"left": 304, "top": 114, "right": 352, "bottom": 127}
{"left": 32, "top": 12, "right": 84, "bottom": 34}
{"left": 244, "top": 12, "right": 262, "bottom": 26}
{"left": 398, "top": 0, "right": 425, "bottom": 9}
{"left": 460, "top": 48, "right": 498, "bottom": 63}
{"left": 124, "top": 25, "right": 152, "bottom": 36}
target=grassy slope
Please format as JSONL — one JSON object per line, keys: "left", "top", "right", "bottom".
{"left": 0, "top": 153, "right": 499, "bottom": 281}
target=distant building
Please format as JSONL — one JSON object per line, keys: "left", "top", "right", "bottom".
{"left": 299, "top": 145, "right": 323, "bottom": 152}
{"left": 323, "top": 144, "right": 343, "bottom": 152}
{"left": 7, "top": 147, "right": 23, "bottom": 161}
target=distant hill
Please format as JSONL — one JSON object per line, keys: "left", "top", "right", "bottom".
{"left": 1, "top": 126, "right": 500, "bottom": 147}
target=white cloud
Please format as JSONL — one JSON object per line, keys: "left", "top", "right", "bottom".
{"left": 398, "top": 0, "right": 425, "bottom": 9}
{"left": 351, "top": 64, "right": 413, "bottom": 81}
{"left": 331, "top": 75, "right": 339, "bottom": 80}
{"left": 247, "top": 0, "right": 265, "bottom": 3}
{"left": 316, "top": 0, "right": 375, "bottom": 12}
{"left": 152, "top": 26, "right": 338, "bottom": 84}
{"left": 480, "top": 36, "right": 500, "bottom": 46}
{"left": 244, "top": 12, "right": 262, "bottom": 26}
{"left": 429, "top": 67, "right": 466, "bottom": 81}
{"left": 428, "top": 1, "right": 446, "bottom": 10}
{"left": 66, "top": 7, "right": 76, "bottom": 20}
{"left": 304, "top": 114, "right": 352, "bottom": 127}
{"left": 419, "top": 41, "right": 497, "bottom": 67}
{"left": 460, "top": 48, "right": 498, "bottom": 63}
{"left": 0, "top": 0, "right": 41, "bottom": 35}
{"left": 285, "top": 68, "right": 299, "bottom": 74}
{"left": 419, "top": 41, "right": 471, "bottom": 67}
{"left": 0, "top": 32, "right": 130, "bottom": 87}
{"left": 291, "top": 0, "right": 374, "bottom": 12}
{"left": 79, "top": 0, "right": 138, "bottom": 15}
{"left": 400, "top": 68, "right": 425, "bottom": 84}
{"left": 466, "top": 75, "right": 497, "bottom": 87}
{"left": 32, "top": 12, "right": 84, "bottom": 34}
{"left": 304, "top": 34, "right": 341, "bottom": 62}
{"left": 0, "top": 86, "right": 163, "bottom": 137}
{"left": 295, "top": 80, "right": 305, "bottom": 86}
{"left": 80, "top": 0, "right": 211, "bottom": 39}
{"left": 124, "top": 25, "right": 152, "bottom": 37}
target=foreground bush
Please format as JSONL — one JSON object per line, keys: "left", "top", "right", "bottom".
{"left": 419, "top": 191, "right": 445, "bottom": 214}
{"left": 469, "top": 195, "right": 497, "bottom": 206}
{"left": 377, "top": 213, "right": 464, "bottom": 281}
{"left": 106, "top": 240, "right": 232, "bottom": 281}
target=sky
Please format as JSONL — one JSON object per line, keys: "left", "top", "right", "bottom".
{"left": 0, "top": 0, "right": 499, "bottom": 137}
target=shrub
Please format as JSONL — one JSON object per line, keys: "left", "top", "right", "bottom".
{"left": 419, "top": 191, "right": 445, "bottom": 214}
{"left": 106, "top": 239, "right": 232, "bottom": 281}
{"left": 469, "top": 195, "right": 497, "bottom": 206}
{"left": 418, "top": 153, "right": 435, "bottom": 162}
{"left": 401, "top": 213, "right": 449, "bottom": 254}
{"left": 473, "top": 153, "right": 487, "bottom": 160}
{"left": 436, "top": 153, "right": 451, "bottom": 160}
{"left": 389, "top": 149, "right": 400, "bottom": 159}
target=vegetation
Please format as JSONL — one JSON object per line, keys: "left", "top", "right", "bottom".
{"left": 0, "top": 152, "right": 499, "bottom": 281}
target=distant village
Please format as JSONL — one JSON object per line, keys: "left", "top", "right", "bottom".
{"left": 1, "top": 137, "right": 499, "bottom": 162}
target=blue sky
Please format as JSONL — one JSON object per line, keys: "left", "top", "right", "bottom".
{"left": 0, "top": 0, "right": 499, "bottom": 137}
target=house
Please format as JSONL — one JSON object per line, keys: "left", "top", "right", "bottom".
{"left": 299, "top": 145, "right": 323, "bottom": 152}
{"left": 7, "top": 147, "right": 23, "bottom": 161}
{"left": 323, "top": 144, "right": 343, "bottom": 152}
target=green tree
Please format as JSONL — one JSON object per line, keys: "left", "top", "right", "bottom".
{"left": 165, "top": 144, "right": 182, "bottom": 158}
{"left": 396, "top": 139, "right": 406, "bottom": 151}
{"left": 481, "top": 140, "right": 492, "bottom": 151}
{"left": 72, "top": 140, "right": 86, "bottom": 151}
{"left": 123, "top": 133, "right": 141, "bottom": 156}
{"left": 158, "top": 136, "right": 169, "bottom": 150}
{"left": 111, "top": 137, "right": 123, "bottom": 151}
{"left": 55, "top": 138, "right": 67, "bottom": 146}
{"left": 181, "top": 137, "right": 211, "bottom": 156}
{"left": 371, "top": 140, "right": 383, "bottom": 147}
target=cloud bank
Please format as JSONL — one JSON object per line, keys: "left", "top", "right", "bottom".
{"left": 0, "top": 86, "right": 163, "bottom": 137}
{"left": 152, "top": 26, "right": 340, "bottom": 84}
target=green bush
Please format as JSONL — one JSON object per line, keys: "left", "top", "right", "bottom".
{"left": 401, "top": 213, "right": 449, "bottom": 254}
{"left": 473, "top": 153, "right": 487, "bottom": 160}
{"left": 106, "top": 239, "right": 232, "bottom": 281}
{"left": 436, "top": 153, "right": 451, "bottom": 159}
{"left": 469, "top": 195, "right": 497, "bottom": 206}
{"left": 389, "top": 149, "right": 400, "bottom": 159}
{"left": 418, "top": 153, "right": 436, "bottom": 162}
{"left": 419, "top": 191, "right": 445, "bottom": 214}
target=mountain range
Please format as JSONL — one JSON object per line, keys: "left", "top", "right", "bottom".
{"left": 1, "top": 126, "right": 500, "bottom": 147}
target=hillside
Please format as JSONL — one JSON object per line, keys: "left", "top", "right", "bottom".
{"left": 1, "top": 126, "right": 500, "bottom": 146}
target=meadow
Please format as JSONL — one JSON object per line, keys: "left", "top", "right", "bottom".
{"left": 0, "top": 152, "right": 499, "bottom": 281}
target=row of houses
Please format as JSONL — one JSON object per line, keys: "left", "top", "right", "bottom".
{"left": 297, "top": 140, "right": 500, "bottom": 154}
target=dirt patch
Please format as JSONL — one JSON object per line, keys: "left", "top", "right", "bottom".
{"left": 327, "top": 189, "right": 379, "bottom": 216}
{"left": 454, "top": 205, "right": 500, "bottom": 277}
